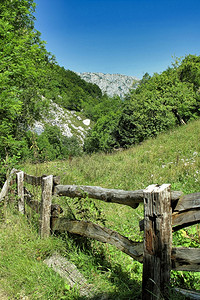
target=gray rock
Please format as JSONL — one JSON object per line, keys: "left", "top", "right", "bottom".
{"left": 76, "top": 72, "right": 140, "bottom": 98}
{"left": 44, "top": 254, "right": 108, "bottom": 299}
{"left": 31, "top": 100, "right": 91, "bottom": 145}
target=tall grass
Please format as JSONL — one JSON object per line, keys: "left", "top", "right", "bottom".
{"left": 0, "top": 119, "right": 200, "bottom": 299}
{"left": 0, "top": 205, "right": 88, "bottom": 299}
{"left": 23, "top": 118, "right": 200, "bottom": 193}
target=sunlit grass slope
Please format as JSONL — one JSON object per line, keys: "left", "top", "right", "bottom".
{"left": 22, "top": 119, "right": 200, "bottom": 296}
{"left": 24, "top": 118, "right": 200, "bottom": 193}
{"left": 1, "top": 119, "right": 200, "bottom": 299}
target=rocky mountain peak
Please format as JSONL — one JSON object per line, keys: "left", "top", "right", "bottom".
{"left": 76, "top": 72, "right": 140, "bottom": 98}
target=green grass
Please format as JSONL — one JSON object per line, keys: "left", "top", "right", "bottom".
{"left": 24, "top": 118, "right": 200, "bottom": 193}
{"left": 1, "top": 119, "right": 200, "bottom": 299}
{"left": 0, "top": 208, "right": 83, "bottom": 299}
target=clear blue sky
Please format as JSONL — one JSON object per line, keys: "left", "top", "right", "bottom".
{"left": 34, "top": 0, "right": 200, "bottom": 79}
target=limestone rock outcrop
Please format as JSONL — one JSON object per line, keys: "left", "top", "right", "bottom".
{"left": 76, "top": 72, "right": 140, "bottom": 98}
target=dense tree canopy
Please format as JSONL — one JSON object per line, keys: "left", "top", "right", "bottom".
{"left": 44, "top": 66, "right": 103, "bottom": 112}
{"left": 0, "top": 0, "right": 52, "bottom": 158}
{"left": 0, "top": 0, "right": 105, "bottom": 163}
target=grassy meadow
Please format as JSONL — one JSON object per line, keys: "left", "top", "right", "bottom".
{"left": 0, "top": 119, "right": 200, "bottom": 299}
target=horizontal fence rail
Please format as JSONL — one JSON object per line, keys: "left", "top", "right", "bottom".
{"left": 0, "top": 168, "right": 200, "bottom": 300}
{"left": 54, "top": 184, "right": 183, "bottom": 208}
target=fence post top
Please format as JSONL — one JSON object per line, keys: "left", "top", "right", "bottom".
{"left": 16, "top": 170, "right": 24, "bottom": 175}
{"left": 42, "top": 175, "right": 53, "bottom": 180}
{"left": 144, "top": 184, "right": 171, "bottom": 194}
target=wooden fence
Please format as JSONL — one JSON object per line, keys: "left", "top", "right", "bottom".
{"left": 0, "top": 169, "right": 200, "bottom": 300}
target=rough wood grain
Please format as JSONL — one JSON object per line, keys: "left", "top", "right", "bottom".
{"left": 140, "top": 191, "right": 200, "bottom": 232}
{"left": 17, "top": 171, "right": 24, "bottom": 214}
{"left": 24, "top": 173, "right": 44, "bottom": 186}
{"left": 142, "top": 184, "right": 172, "bottom": 300}
{"left": 23, "top": 187, "right": 200, "bottom": 272}
{"left": 172, "top": 209, "right": 200, "bottom": 231}
{"left": 174, "top": 288, "right": 200, "bottom": 299}
{"left": 140, "top": 209, "right": 200, "bottom": 232}
{"left": 174, "top": 193, "right": 200, "bottom": 212}
{"left": 53, "top": 218, "right": 144, "bottom": 262}
{"left": 54, "top": 185, "right": 182, "bottom": 209}
{"left": 40, "top": 175, "right": 53, "bottom": 238}
{"left": 171, "top": 247, "right": 200, "bottom": 272}
{"left": 24, "top": 173, "right": 60, "bottom": 187}
{"left": 51, "top": 215, "right": 199, "bottom": 272}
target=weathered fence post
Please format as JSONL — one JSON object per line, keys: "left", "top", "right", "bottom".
{"left": 142, "top": 184, "right": 172, "bottom": 300}
{"left": 9, "top": 170, "right": 18, "bottom": 203}
{"left": 16, "top": 171, "right": 25, "bottom": 214}
{"left": 0, "top": 168, "right": 18, "bottom": 202}
{"left": 40, "top": 175, "right": 53, "bottom": 238}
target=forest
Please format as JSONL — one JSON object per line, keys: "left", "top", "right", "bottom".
{"left": 1, "top": 0, "right": 200, "bottom": 184}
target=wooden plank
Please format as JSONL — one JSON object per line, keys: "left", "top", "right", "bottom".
{"left": 9, "top": 170, "right": 17, "bottom": 203}
{"left": 54, "top": 185, "right": 182, "bottom": 209}
{"left": 141, "top": 208, "right": 200, "bottom": 232}
{"left": 24, "top": 173, "right": 43, "bottom": 186}
{"left": 174, "top": 193, "right": 200, "bottom": 212}
{"left": 24, "top": 187, "right": 40, "bottom": 213}
{"left": 40, "top": 175, "right": 53, "bottom": 238}
{"left": 0, "top": 168, "right": 18, "bottom": 201}
{"left": 53, "top": 176, "right": 60, "bottom": 186}
{"left": 53, "top": 218, "right": 144, "bottom": 262}
{"left": 50, "top": 204, "right": 63, "bottom": 232}
{"left": 55, "top": 185, "right": 141, "bottom": 208}
{"left": 142, "top": 184, "right": 172, "bottom": 300}
{"left": 44, "top": 254, "right": 96, "bottom": 298}
{"left": 52, "top": 214, "right": 199, "bottom": 272}
{"left": 171, "top": 247, "right": 200, "bottom": 272}
{"left": 174, "top": 288, "right": 200, "bottom": 299}
{"left": 24, "top": 187, "right": 63, "bottom": 218}
{"left": 24, "top": 173, "right": 60, "bottom": 187}
{"left": 17, "top": 171, "right": 24, "bottom": 214}
{"left": 172, "top": 209, "right": 200, "bottom": 231}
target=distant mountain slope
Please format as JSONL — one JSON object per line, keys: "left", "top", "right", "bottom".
{"left": 76, "top": 72, "right": 140, "bottom": 98}
{"left": 32, "top": 100, "right": 91, "bottom": 145}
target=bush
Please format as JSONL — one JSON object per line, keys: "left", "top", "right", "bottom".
{"left": 36, "top": 125, "right": 82, "bottom": 161}
{"left": 84, "top": 112, "right": 121, "bottom": 153}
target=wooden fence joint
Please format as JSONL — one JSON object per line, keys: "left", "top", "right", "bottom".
{"left": 142, "top": 184, "right": 172, "bottom": 300}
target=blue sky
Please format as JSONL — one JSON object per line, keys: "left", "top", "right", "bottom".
{"left": 34, "top": 0, "right": 200, "bottom": 79}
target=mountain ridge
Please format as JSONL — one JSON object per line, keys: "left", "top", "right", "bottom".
{"left": 76, "top": 72, "right": 140, "bottom": 98}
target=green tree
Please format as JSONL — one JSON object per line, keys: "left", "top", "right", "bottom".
{"left": 84, "top": 112, "right": 120, "bottom": 152}
{"left": 177, "top": 54, "right": 200, "bottom": 116}
{"left": 0, "top": 0, "right": 52, "bottom": 158}
{"left": 178, "top": 54, "right": 200, "bottom": 91}
{"left": 36, "top": 125, "right": 82, "bottom": 161}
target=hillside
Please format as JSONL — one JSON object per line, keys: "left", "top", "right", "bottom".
{"left": 1, "top": 0, "right": 199, "bottom": 164}
{"left": 76, "top": 72, "right": 140, "bottom": 98}
{"left": 1, "top": 118, "right": 199, "bottom": 299}
{"left": 32, "top": 100, "right": 92, "bottom": 145}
